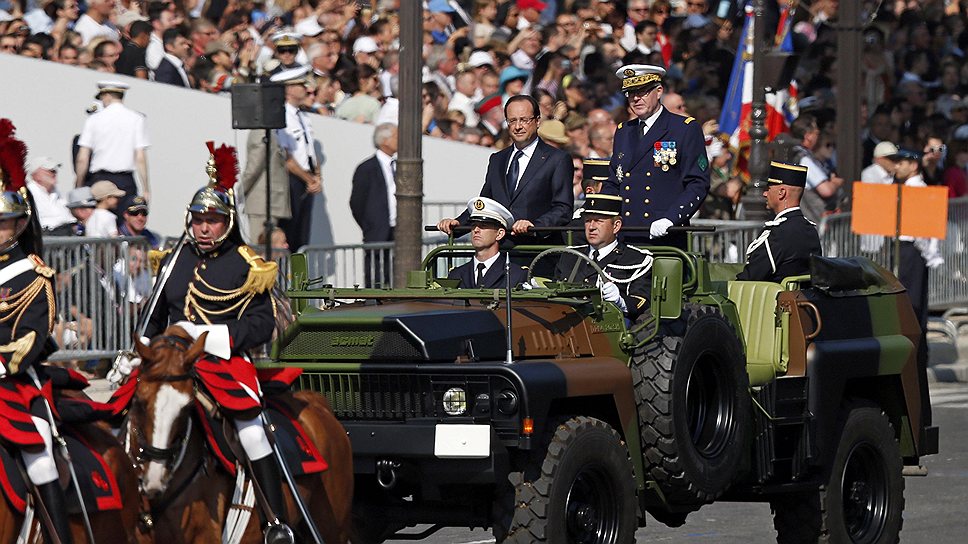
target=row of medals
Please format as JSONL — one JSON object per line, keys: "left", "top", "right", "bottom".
{"left": 653, "top": 142, "right": 677, "bottom": 172}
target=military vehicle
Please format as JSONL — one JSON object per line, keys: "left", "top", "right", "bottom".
{"left": 264, "top": 237, "right": 939, "bottom": 543}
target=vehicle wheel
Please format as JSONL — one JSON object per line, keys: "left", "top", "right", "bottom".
{"left": 630, "top": 304, "right": 750, "bottom": 510}
{"left": 494, "top": 416, "right": 637, "bottom": 543}
{"left": 771, "top": 404, "right": 904, "bottom": 544}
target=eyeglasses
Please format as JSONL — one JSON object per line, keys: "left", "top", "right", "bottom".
{"left": 927, "top": 145, "right": 947, "bottom": 153}
{"left": 507, "top": 116, "right": 537, "bottom": 126}
{"left": 626, "top": 87, "right": 657, "bottom": 100}
{"left": 127, "top": 210, "right": 148, "bottom": 217}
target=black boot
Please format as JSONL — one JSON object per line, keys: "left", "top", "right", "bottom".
{"left": 36, "top": 481, "right": 73, "bottom": 544}
{"left": 250, "top": 456, "right": 294, "bottom": 544}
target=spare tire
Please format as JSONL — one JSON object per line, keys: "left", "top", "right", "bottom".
{"left": 630, "top": 304, "right": 750, "bottom": 509}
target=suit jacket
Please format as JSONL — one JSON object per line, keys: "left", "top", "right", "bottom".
{"left": 242, "top": 129, "right": 291, "bottom": 223}
{"left": 154, "top": 57, "right": 188, "bottom": 87}
{"left": 554, "top": 243, "right": 653, "bottom": 319}
{"left": 605, "top": 108, "right": 709, "bottom": 248}
{"left": 736, "top": 207, "right": 822, "bottom": 283}
{"left": 448, "top": 253, "right": 528, "bottom": 288}
{"left": 350, "top": 155, "right": 393, "bottom": 242}
{"left": 459, "top": 138, "right": 573, "bottom": 242}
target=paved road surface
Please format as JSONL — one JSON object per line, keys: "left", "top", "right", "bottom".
{"left": 384, "top": 382, "right": 968, "bottom": 543}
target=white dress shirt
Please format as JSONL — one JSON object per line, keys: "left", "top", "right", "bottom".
{"left": 77, "top": 102, "right": 150, "bottom": 173}
{"left": 276, "top": 103, "right": 318, "bottom": 172}
{"left": 74, "top": 14, "right": 119, "bottom": 46}
{"left": 376, "top": 149, "right": 396, "bottom": 228}
{"left": 473, "top": 251, "right": 502, "bottom": 283}
{"left": 146, "top": 33, "right": 164, "bottom": 71}
{"left": 860, "top": 162, "right": 894, "bottom": 185}
{"left": 640, "top": 105, "right": 664, "bottom": 136}
{"left": 26, "top": 181, "right": 75, "bottom": 230}
{"left": 505, "top": 137, "right": 539, "bottom": 192}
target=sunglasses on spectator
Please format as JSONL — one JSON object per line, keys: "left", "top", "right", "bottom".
{"left": 127, "top": 210, "right": 148, "bottom": 216}
{"left": 278, "top": 47, "right": 298, "bottom": 54}
{"left": 927, "top": 145, "right": 947, "bottom": 153}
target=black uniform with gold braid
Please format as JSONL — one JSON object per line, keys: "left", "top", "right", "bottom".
{"left": 0, "top": 120, "right": 74, "bottom": 544}
{"left": 736, "top": 162, "right": 822, "bottom": 283}
{"left": 555, "top": 194, "right": 654, "bottom": 319}
{"left": 142, "top": 142, "right": 291, "bottom": 536}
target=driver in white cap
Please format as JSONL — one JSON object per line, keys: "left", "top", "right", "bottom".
{"left": 447, "top": 197, "right": 528, "bottom": 288}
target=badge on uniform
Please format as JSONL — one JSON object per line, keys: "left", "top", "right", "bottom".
{"left": 616, "top": 164, "right": 624, "bottom": 179}
{"left": 653, "top": 141, "right": 677, "bottom": 171}
{"left": 0, "top": 287, "right": 9, "bottom": 301}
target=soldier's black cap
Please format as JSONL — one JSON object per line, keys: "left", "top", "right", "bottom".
{"left": 581, "top": 194, "right": 623, "bottom": 216}
{"left": 767, "top": 161, "right": 808, "bottom": 188}
{"left": 583, "top": 158, "right": 610, "bottom": 182}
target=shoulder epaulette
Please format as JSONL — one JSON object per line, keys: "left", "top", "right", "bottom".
{"left": 617, "top": 122, "right": 623, "bottom": 129}
{"left": 238, "top": 246, "right": 278, "bottom": 294}
{"left": 684, "top": 116, "right": 696, "bottom": 124}
{"left": 148, "top": 249, "right": 172, "bottom": 275}
{"left": 28, "top": 255, "right": 54, "bottom": 278}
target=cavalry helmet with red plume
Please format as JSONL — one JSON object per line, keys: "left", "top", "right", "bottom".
{"left": 0, "top": 119, "right": 40, "bottom": 254}
{"left": 185, "top": 141, "right": 240, "bottom": 250}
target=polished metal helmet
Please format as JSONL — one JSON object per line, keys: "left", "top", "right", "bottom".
{"left": 0, "top": 119, "right": 33, "bottom": 252}
{"left": 185, "top": 141, "right": 239, "bottom": 250}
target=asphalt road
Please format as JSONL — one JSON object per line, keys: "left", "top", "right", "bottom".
{"left": 384, "top": 381, "right": 968, "bottom": 543}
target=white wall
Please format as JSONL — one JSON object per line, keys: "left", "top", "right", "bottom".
{"left": 0, "top": 54, "right": 491, "bottom": 245}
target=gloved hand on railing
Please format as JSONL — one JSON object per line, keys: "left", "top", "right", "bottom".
{"left": 649, "top": 218, "right": 673, "bottom": 239}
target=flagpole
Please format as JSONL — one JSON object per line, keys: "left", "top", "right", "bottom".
{"left": 743, "top": 0, "right": 770, "bottom": 221}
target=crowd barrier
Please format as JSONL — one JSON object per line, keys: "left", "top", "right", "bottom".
{"left": 39, "top": 198, "right": 968, "bottom": 362}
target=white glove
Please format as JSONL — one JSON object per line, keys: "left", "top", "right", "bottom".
{"left": 600, "top": 282, "right": 628, "bottom": 312}
{"left": 174, "top": 320, "right": 200, "bottom": 339}
{"left": 650, "top": 218, "right": 674, "bottom": 239}
{"left": 107, "top": 353, "right": 141, "bottom": 387}
{"left": 926, "top": 255, "right": 944, "bottom": 269}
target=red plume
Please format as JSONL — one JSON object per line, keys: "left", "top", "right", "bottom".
{"left": 0, "top": 118, "right": 15, "bottom": 142}
{"left": 0, "top": 134, "right": 28, "bottom": 192}
{"left": 212, "top": 144, "right": 239, "bottom": 192}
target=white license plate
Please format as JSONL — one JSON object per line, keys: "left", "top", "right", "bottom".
{"left": 433, "top": 424, "right": 491, "bottom": 458}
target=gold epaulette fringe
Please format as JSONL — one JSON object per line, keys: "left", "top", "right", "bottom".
{"left": 28, "top": 255, "right": 54, "bottom": 278}
{"left": 148, "top": 249, "right": 172, "bottom": 275}
{"left": 238, "top": 246, "right": 278, "bottom": 294}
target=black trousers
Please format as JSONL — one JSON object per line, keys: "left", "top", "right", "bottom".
{"left": 86, "top": 170, "right": 137, "bottom": 197}
{"left": 279, "top": 173, "right": 314, "bottom": 251}
{"left": 898, "top": 241, "right": 932, "bottom": 427}
{"left": 363, "top": 229, "right": 393, "bottom": 289}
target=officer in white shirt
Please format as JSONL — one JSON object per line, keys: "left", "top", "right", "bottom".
{"left": 270, "top": 66, "right": 322, "bottom": 250}
{"left": 74, "top": 81, "right": 151, "bottom": 202}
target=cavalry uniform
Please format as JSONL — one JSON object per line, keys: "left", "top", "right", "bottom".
{"left": 605, "top": 65, "right": 709, "bottom": 250}
{"left": 737, "top": 162, "right": 822, "bottom": 283}
{"left": 0, "top": 120, "right": 74, "bottom": 543}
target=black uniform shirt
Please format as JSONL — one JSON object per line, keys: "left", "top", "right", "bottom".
{"left": 0, "top": 245, "right": 55, "bottom": 375}
{"left": 736, "top": 207, "right": 822, "bottom": 283}
{"left": 554, "top": 242, "right": 653, "bottom": 319}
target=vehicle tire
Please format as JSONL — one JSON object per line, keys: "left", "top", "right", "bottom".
{"left": 494, "top": 416, "right": 637, "bottom": 543}
{"left": 770, "top": 404, "right": 904, "bottom": 544}
{"left": 630, "top": 304, "right": 750, "bottom": 510}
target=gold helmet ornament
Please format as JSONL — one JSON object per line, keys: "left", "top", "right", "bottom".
{"left": 185, "top": 141, "right": 240, "bottom": 251}
{"left": 0, "top": 119, "right": 36, "bottom": 253}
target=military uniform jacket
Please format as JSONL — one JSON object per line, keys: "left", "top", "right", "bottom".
{"left": 448, "top": 253, "right": 528, "bottom": 289}
{"left": 736, "top": 207, "right": 822, "bottom": 283}
{"left": 145, "top": 240, "right": 276, "bottom": 355}
{"left": 605, "top": 108, "right": 710, "bottom": 248}
{"left": 0, "top": 245, "right": 55, "bottom": 376}
{"left": 554, "top": 243, "right": 653, "bottom": 319}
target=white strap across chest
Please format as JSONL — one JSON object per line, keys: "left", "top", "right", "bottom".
{"left": 0, "top": 258, "right": 35, "bottom": 287}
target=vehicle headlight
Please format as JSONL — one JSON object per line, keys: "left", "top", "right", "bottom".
{"left": 497, "top": 390, "right": 518, "bottom": 415}
{"left": 442, "top": 387, "right": 467, "bottom": 416}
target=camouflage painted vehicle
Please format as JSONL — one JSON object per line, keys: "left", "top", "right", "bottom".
{"left": 263, "top": 242, "right": 938, "bottom": 544}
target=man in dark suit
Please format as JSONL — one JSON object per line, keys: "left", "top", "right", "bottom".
{"left": 604, "top": 64, "right": 709, "bottom": 249}
{"left": 555, "top": 194, "right": 653, "bottom": 319}
{"left": 350, "top": 123, "right": 398, "bottom": 288}
{"left": 437, "top": 95, "right": 574, "bottom": 245}
{"left": 448, "top": 197, "right": 528, "bottom": 288}
{"left": 153, "top": 28, "right": 191, "bottom": 87}
{"left": 736, "top": 161, "right": 822, "bottom": 283}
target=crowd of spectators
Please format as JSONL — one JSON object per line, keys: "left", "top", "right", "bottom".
{"left": 3, "top": 0, "right": 968, "bottom": 221}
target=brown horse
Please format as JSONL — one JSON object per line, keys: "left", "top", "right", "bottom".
{"left": 0, "top": 418, "right": 148, "bottom": 543}
{"left": 126, "top": 325, "right": 353, "bottom": 544}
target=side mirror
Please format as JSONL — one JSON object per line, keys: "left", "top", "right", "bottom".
{"left": 651, "top": 256, "right": 683, "bottom": 320}
{"left": 288, "top": 252, "right": 308, "bottom": 314}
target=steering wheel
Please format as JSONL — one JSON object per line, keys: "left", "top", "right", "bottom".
{"left": 527, "top": 247, "right": 609, "bottom": 286}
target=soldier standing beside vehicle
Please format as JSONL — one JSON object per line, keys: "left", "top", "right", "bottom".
{"left": 447, "top": 197, "right": 528, "bottom": 288}
{"left": 737, "top": 161, "right": 822, "bottom": 283}
{"left": 604, "top": 64, "right": 709, "bottom": 250}
{"left": 555, "top": 194, "right": 652, "bottom": 319}
{"left": 0, "top": 123, "right": 74, "bottom": 543}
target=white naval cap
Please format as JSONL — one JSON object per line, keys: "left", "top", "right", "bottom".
{"left": 467, "top": 197, "right": 514, "bottom": 229}
{"left": 269, "top": 65, "right": 311, "bottom": 85}
{"left": 270, "top": 30, "right": 302, "bottom": 47}
{"left": 615, "top": 64, "right": 666, "bottom": 93}
{"left": 96, "top": 80, "right": 129, "bottom": 96}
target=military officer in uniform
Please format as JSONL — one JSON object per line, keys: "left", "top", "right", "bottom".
{"left": 448, "top": 197, "right": 528, "bottom": 288}
{"left": 737, "top": 161, "right": 822, "bottom": 282}
{"left": 0, "top": 123, "right": 74, "bottom": 543}
{"left": 604, "top": 65, "right": 709, "bottom": 249}
{"left": 112, "top": 143, "right": 291, "bottom": 541}
{"left": 555, "top": 194, "right": 653, "bottom": 319}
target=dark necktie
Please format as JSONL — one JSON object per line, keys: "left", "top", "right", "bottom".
{"left": 592, "top": 249, "right": 600, "bottom": 262}
{"left": 390, "top": 158, "right": 397, "bottom": 179}
{"left": 506, "top": 149, "right": 524, "bottom": 195}
{"left": 476, "top": 262, "right": 486, "bottom": 287}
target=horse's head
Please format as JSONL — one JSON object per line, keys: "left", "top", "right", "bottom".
{"left": 129, "top": 325, "right": 208, "bottom": 498}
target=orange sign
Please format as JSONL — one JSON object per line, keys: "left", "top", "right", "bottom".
{"left": 851, "top": 182, "right": 948, "bottom": 239}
